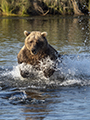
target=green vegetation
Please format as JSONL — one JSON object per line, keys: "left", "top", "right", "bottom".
{"left": 0, "top": 0, "right": 89, "bottom": 16}
{"left": 0, "top": 0, "right": 31, "bottom": 16}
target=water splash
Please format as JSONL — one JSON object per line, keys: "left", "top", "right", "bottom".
{"left": 1, "top": 54, "right": 90, "bottom": 87}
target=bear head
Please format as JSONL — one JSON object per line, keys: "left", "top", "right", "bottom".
{"left": 24, "top": 31, "right": 48, "bottom": 55}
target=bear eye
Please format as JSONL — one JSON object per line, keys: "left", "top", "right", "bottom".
{"left": 30, "top": 40, "right": 33, "bottom": 44}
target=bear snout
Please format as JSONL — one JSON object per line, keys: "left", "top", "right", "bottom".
{"left": 31, "top": 48, "right": 37, "bottom": 55}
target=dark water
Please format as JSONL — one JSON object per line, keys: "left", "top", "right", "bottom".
{"left": 0, "top": 15, "right": 90, "bottom": 120}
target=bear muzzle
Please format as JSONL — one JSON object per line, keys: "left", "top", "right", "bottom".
{"left": 31, "top": 48, "right": 37, "bottom": 55}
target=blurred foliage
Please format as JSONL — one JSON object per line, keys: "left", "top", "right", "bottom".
{"left": 0, "top": 0, "right": 89, "bottom": 16}
{"left": 0, "top": 0, "right": 31, "bottom": 15}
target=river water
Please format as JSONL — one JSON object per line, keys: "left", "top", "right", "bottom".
{"left": 0, "top": 15, "right": 90, "bottom": 120}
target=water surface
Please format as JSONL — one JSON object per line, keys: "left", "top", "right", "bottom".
{"left": 0, "top": 15, "right": 90, "bottom": 120}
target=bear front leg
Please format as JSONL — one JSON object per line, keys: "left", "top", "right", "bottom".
{"left": 19, "top": 68, "right": 29, "bottom": 78}
{"left": 43, "top": 68, "right": 55, "bottom": 78}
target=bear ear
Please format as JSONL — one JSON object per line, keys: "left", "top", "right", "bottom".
{"left": 24, "top": 30, "right": 30, "bottom": 37}
{"left": 41, "top": 32, "right": 47, "bottom": 37}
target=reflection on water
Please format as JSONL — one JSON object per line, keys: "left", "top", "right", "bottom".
{"left": 0, "top": 16, "right": 90, "bottom": 119}
{"left": 0, "top": 16, "right": 90, "bottom": 67}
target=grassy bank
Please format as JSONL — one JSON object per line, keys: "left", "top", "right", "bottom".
{"left": 0, "top": 0, "right": 89, "bottom": 16}
{"left": 0, "top": 0, "right": 30, "bottom": 16}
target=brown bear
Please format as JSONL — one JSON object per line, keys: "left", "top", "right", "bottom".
{"left": 17, "top": 31, "right": 60, "bottom": 78}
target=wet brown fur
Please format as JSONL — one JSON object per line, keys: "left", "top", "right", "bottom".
{"left": 17, "top": 31, "right": 59, "bottom": 77}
